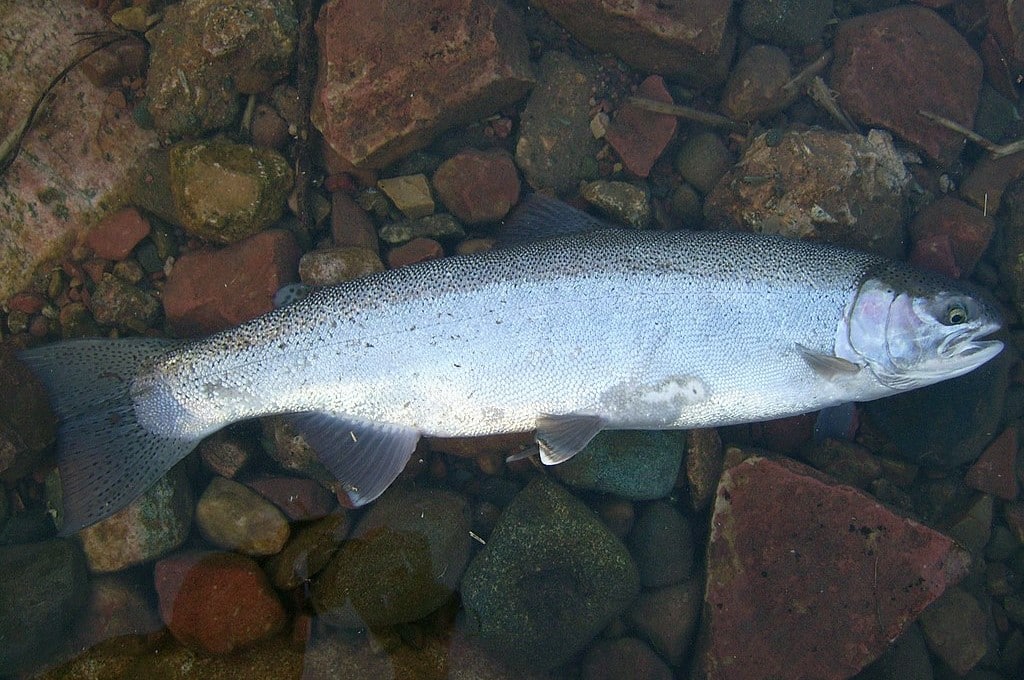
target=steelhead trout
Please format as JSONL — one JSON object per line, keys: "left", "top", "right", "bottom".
{"left": 18, "top": 198, "right": 1004, "bottom": 533}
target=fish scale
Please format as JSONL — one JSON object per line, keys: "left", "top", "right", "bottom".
{"left": 18, "top": 199, "right": 1004, "bottom": 533}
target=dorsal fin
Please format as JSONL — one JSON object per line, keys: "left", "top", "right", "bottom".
{"left": 496, "top": 194, "right": 610, "bottom": 247}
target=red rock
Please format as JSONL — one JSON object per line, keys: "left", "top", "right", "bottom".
{"left": 1005, "top": 502, "right": 1024, "bottom": 543}
{"left": 155, "top": 550, "right": 286, "bottom": 655}
{"left": 699, "top": 457, "right": 971, "bottom": 680}
{"left": 6, "top": 291, "right": 46, "bottom": 315}
{"left": 312, "top": 0, "right": 533, "bottom": 169}
{"left": 960, "top": 150, "right": 1024, "bottom": 216}
{"left": 331, "top": 191, "right": 379, "bottom": 252}
{"left": 983, "top": 0, "right": 1024, "bottom": 99}
{"left": 532, "top": 0, "right": 735, "bottom": 86}
{"left": 605, "top": 76, "right": 678, "bottom": 178}
{"left": 908, "top": 196, "right": 994, "bottom": 278}
{"left": 831, "top": 6, "right": 983, "bottom": 166}
{"left": 386, "top": 237, "right": 444, "bottom": 268}
{"left": 432, "top": 149, "right": 521, "bottom": 223}
{"left": 965, "top": 426, "right": 1019, "bottom": 500}
{"left": 84, "top": 207, "right": 151, "bottom": 261}
{"left": 910, "top": 233, "right": 960, "bottom": 279}
{"left": 245, "top": 475, "right": 337, "bottom": 521}
{"left": 163, "top": 229, "right": 301, "bottom": 336}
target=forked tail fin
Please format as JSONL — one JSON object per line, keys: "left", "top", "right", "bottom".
{"left": 18, "top": 338, "right": 199, "bottom": 535}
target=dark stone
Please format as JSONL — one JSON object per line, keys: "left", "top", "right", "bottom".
{"left": 461, "top": 477, "right": 639, "bottom": 671}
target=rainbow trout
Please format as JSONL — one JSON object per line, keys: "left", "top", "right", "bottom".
{"left": 18, "top": 198, "right": 1004, "bottom": 533}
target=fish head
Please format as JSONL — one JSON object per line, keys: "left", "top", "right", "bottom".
{"left": 846, "top": 268, "right": 1004, "bottom": 390}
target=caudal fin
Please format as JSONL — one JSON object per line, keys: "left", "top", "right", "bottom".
{"left": 18, "top": 338, "right": 198, "bottom": 535}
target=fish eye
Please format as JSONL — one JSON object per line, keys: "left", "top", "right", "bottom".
{"left": 944, "top": 304, "right": 969, "bottom": 325}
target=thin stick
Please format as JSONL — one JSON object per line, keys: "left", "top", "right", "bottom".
{"left": 626, "top": 96, "right": 748, "bottom": 133}
{"left": 918, "top": 110, "right": 1024, "bottom": 158}
{"left": 805, "top": 77, "right": 859, "bottom": 133}
{"left": 782, "top": 50, "right": 833, "bottom": 97}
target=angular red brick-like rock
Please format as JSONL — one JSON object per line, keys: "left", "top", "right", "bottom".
{"left": 387, "top": 237, "right": 444, "bottom": 268}
{"left": 433, "top": 149, "right": 521, "bottom": 223}
{"left": 245, "top": 475, "right": 337, "bottom": 521}
{"left": 831, "top": 6, "right": 982, "bottom": 166}
{"left": 605, "top": 76, "right": 677, "bottom": 178}
{"left": 908, "top": 196, "right": 994, "bottom": 278}
{"left": 163, "top": 229, "right": 300, "bottom": 336}
{"left": 532, "top": 0, "right": 734, "bottom": 86}
{"left": 965, "top": 426, "right": 1019, "bottom": 500}
{"left": 312, "top": 0, "right": 533, "bottom": 169}
{"left": 84, "top": 207, "right": 151, "bottom": 261}
{"left": 155, "top": 550, "right": 286, "bottom": 655}
{"left": 699, "top": 457, "right": 970, "bottom": 680}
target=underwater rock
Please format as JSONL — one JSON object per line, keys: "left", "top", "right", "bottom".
{"left": 0, "top": 538, "right": 89, "bottom": 676}
{"left": 580, "top": 181, "right": 652, "bottom": 229}
{"left": 674, "top": 132, "right": 734, "bottom": 196}
{"left": 77, "top": 464, "right": 193, "bottom": 573}
{"left": 89, "top": 274, "right": 160, "bottom": 334}
{"left": 718, "top": 44, "right": 793, "bottom": 122}
{"left": 433, "top": 149, "right": 521, "bottom": 223}
{"left": 515, "top": 51, "right": 602, "bottom": 195}
{"left": 299, "top": 247, "right": 385, "bottom": 286}
{"left": 0, "top": 344, "right": 56, "bottom": 479}
{"left": 313, "top": 486, "right": 471, "bottom": 627}
{"left": 908, "top": 195, "right": 994, "bottom": 279}
{"left": 168, "top": 140, "right": 293, "bottom": 244}
{"left": 705, "top": 128, "right": 910, "bottom": 258}
{"left": 387, "top": 237, "right": 445, "bottom": 268}
{"left": 532, "top": 0, "right": 734, "bottom": 86}
{"left": 698, "top": 456, "right": 971, "bottom": 680}
{"left": 918, "top": 587, "right": 988, "bottom": 675}
{"left": 155, "top": 550, "right": 286, "bottom": 655}
{"left": 267, "top": 511, "right": 349, "bottom": 591}
{"left": 626, "top": 580, "right": 703, "bottom": 666}
{"left": 740, "top": 0, "right": 833, "bottom": 47}
{"left": 313, "top": 0, "right": 533, "bottom": 169}
{"left": 142, "top": 0, "right": 297, "bottom": 137}
{"left": 461, "top": 477, "right": 640, "bottom": 671}
{"left": 162, "top": 229, "right": 301, "bottom": 337}
{"left": 553, "top": 430, "right": 683, "bottom": 500}
{"left": 84, "top": 207, "right": 151, "bottom": 261}
{"left": 604, "top": 75, "right": 677, "bottom": 178}
{"left": 628, "top": 501, "right": 695, "bottom": 588}
{"left": 581, "top": 637, "right": 673, "bottom": 680}
{"left": 831, "top": 5, "right": 982, "bottom": 166}
{"left": 195, "top": 476, "right": 291, "bottom": 556}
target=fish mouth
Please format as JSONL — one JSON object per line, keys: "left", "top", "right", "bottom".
{"left": 938, "top": 321, "right": 1004, "bottom": 362}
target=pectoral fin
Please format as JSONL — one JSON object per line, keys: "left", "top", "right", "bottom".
{"left": 795, "top": 344, "right": 861, "bottom": 379}
{"left": 535, "top": 413, "right": 606, "bottom": 464}
{"left": 286, "top": 412, "right": 419, "bottom": 507}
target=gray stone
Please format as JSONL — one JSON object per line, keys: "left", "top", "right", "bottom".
{"left": 674, "top": 132, "right": 734, "bottom": 195}
{"left": 628, "top": 502, "right": 695, "bottom": 588}
{"left": 627, "top": 580, "right": 703, "bottom": 665}
{"left": 740, "top": 0, "right": 834, "bottom": 46}
{"left": 89, "top": 274, "right": 160, "bottom": 333}
{"left": 0, "top": 539, "right": 89, "bottom": 675}
{"left": 515, "top": 52, "right": 602, "bottom": 194}
{"left": 378, "top": 213, "right": 465, "bottom": 244}
{"left": 461, "top": 477, "right": 640, "bottom": 671}
{"left": 554, "top": 430, "right": 683, "bottom": 501}
{"left": 919, "top": 587, "right": 988, "bottom": 675}
{"left": 580, "top": 181, "right": 651, "bottom": 229}
{"left": 299, "top": 247, "right": 385, "bottom": 286}
{"left": 313, "top": 486, "right": 471, "bottom": 627}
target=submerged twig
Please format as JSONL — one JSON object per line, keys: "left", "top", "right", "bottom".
{"left": 0, "top": 31, "right": 128, "bottom": 175}
{"left": 626, "top": 96, "right": 748, "bottom": 133}
{"left": 919, "top": 110, "right": 1024, "bottom": 159}
{"left": 782, "top": 50, "right": 833, "bottom": 97}
{"left": 805, "top": 76, "right": 859, "bottom": 134}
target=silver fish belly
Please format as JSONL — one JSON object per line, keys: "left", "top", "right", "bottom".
{"left": 18, "top": 207, "right": 1004, "bottom": 533}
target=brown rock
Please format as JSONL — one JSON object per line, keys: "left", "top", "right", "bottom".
{"left": 331, "top": 191, "right": 379, "bottom": 251}
{"left": 298, "top": 247, "right": 384, "bottom": 286}
{"left": 154, "top": 550, "right": 286, "bottom": 655}
{"left": 831, "top": 6, "right": 983, "bottom": 166}
{"left": 718, "top": 44, "right": 793, "bottom": 122}
{"left": 605, "top": 76, "right": 678, "bottom": 178}
{"left": 984, "top": 0, "right": 1024, "bottom": 99}
{"left": 433, "top": 149, "right": 521, "bottom": 222}
{"left": 84, "top": 207, "right": 151, "bottom": 261}
{"left": 686, "top": 428, "right": 724, "bottom": 511}
{"left": 6, "top": 292, "right": 46, "bottom": 315}
{"left": 245, "top": 474, "right": 337, "bottom": 521}
{"left": 532, "top": 0, "right": 735, "bottom": 86}
{"left": 312, "top": 0, "right": 533, "bottom": 169}
{"left": 387, "top": 237, "right": 444, "bottom": 268}
{"left": 965, "top": 426, "right": 1019, "bottom": 501}
{"left": 918, "top": 587, "right": 988, "bottom": 675}
{"left": 699, "top": 457, "right": 971, "bottom": 680}
{"left": 162, "top": 229, "right": 301, "bottom": 336}
{"left": 960, "top": 150, "right": 1024, "bottom": 215}
{"left": 705, "top": 129, "right": 910, "bottom": 258}
{"left": 908, "top": 196, "right": 994, "bottom": 279}
{"left": 0, "top": 344, "right": 56, "bottom": 479}
{"left": 0, "top": 1, "right": 160, "bottom": 302}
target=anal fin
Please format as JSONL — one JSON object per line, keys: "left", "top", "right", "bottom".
{"left": 535, "top": 413, "right": 606, "bottom": 465}
{"left": 286, "top": 412, "right": 419, "bottom": 507}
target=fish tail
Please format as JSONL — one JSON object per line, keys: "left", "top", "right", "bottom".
{"left": 18, "top": 338, "right": 198, "bottom": 535}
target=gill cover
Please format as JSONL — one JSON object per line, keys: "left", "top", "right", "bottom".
{"left": 847, "top": 277, "right": 1004, "bottom": 389}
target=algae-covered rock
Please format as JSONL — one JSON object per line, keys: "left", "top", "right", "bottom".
{"left": 169, "top": 140, "right": 293, "bottom": 243}
{"left": 461, "top": 477, "right": 640, "bottom": 671}
{"left": 312, "top": 486, "right": 471, "bottom": 627}
{"left": 553, "top": 430, "right": 683, "bottom": 500}
{"left": 142, "top": 0, "right": 297, "bottom": 137}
